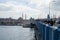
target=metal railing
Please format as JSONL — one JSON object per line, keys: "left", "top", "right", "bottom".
{"left": 35, "top": 21, "right": 60, "bottom": 40}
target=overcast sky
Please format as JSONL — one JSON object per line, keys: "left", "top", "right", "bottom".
{"left": 0, "top": 0, "right": 60, "bottom": 19}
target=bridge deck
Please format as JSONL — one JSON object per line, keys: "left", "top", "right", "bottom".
{"left": 34, "top": 21, "right": 60, "bottom": 40}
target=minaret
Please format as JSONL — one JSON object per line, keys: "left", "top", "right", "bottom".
{"left": 38, "top": 14, "right": 39, "bottom": 19}
{"left": 22, "top": 13, "right": 23, "bottom": 19}
{"left": 25, "top": 13, "right": 27, "bottom": 20}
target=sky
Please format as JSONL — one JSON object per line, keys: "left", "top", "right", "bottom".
{"left": 0, "top": 0, "right": 60, "bottom": 19}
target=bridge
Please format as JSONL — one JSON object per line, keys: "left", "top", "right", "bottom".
{"left": 32, "top": 21, "right": 60, "bottom": 40}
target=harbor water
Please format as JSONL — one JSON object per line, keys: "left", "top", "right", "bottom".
{"left": 0, "top": 26, "right": 35, "bottom": 40}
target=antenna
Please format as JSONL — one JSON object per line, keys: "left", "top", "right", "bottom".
{"left": 49, "top": 2, "right": 51, "bottom": 18}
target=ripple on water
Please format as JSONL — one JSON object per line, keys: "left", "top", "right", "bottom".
{"left": 0, "top": 26, "right": 35, "bottom": 40}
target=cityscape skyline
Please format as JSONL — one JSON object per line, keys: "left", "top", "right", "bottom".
{"left": 0, "top": 0, "right": 60, "bottom": 19}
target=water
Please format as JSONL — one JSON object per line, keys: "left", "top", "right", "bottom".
{"left": 0, "top": 26, "right": 35, "bottom": 40}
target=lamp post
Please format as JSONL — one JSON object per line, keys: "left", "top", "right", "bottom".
{"left": 49, "top": 2, "right": 50, "bottom": 15}
{"left": 49, "top": 0, "right": 56, "bottom": 18}
{"left": 52, "top": 0, "right": 56, "bottom": 22}
{"left": 47, "top": 2, "right": 51, "bottom": 21}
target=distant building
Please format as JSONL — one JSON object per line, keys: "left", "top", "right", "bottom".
{"left": 18, "top": 17, "right": 23, "bottom": 23}
{"left": 30, "top": 17, "right": 35, "bottom": 24}
{"left": 0, "top": 17, "right": 23, "bottom": 25}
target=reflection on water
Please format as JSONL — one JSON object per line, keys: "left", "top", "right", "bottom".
{"left": 0, "top": 26, "right": 35, "bottom": 40}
